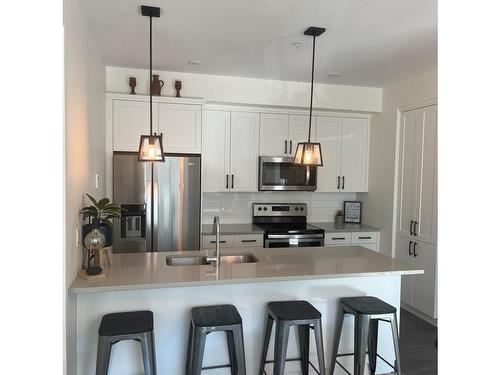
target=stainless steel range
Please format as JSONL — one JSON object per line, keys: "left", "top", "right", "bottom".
{"left": 253, "top": 203, "right": 325, "bottom": 248}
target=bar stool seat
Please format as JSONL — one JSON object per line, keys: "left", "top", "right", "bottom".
{"left": 329, "top": 296, "right": 401, "bottom": 375}
{"left": 96, "top": 310, "right": 156, "bottom": 375}
{"left": 186, "top": 304, "right": 246, "bottom": 375}
{"left": 259, "top": 300, "right": 326, "bottom": 375}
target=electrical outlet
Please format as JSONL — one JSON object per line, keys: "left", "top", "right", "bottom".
{"left": 95, "top": 174, "right": 100, "bottom": 189}
{"left": 75, "top": 228, "right": 80, "bottom": 247}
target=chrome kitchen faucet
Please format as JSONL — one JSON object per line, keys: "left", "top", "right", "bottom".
{"left": 206, "top": 216, "right": 221, "bottom": 265}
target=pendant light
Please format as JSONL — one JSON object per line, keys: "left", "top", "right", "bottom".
{"left": 294, "top": 26, "right": 326, "bottom": 166}
{"left": 138, "top": 5, "right": 165, "bottom": 162}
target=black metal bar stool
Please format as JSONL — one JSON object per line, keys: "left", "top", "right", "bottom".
{"left": 329, "top": 296, "right": 401, "bottom": 375}
{"left": 96, "top": 310, "right": 156, "bottom": 375}
{"left": 259, "top": 300, "right": 326, "bottom": 375}
{"left": 186, "top": 304, "right": 246, "bottom": 375}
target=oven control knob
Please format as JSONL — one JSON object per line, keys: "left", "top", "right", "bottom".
{"left": 258, "top": 207, "right": 262, "bottom": 211}
{"left": 300, "top": 207, "right": 304, "bottom": 211}
{"left": 295, "top": 207, "right": 299, "bottom": 211}
{"left": 263, "top": 207, "right": 268, "bottom": 211}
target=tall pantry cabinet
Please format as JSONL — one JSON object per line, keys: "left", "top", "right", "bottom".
{"left": 395, "top": 104, "right": 438, "bottom": 319}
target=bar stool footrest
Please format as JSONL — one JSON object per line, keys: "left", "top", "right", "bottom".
{"left": 334, "top": 353, "right": 397, "bottom": 375}
{"left": 263, "top": 357, "right": 321, "bottom": 375}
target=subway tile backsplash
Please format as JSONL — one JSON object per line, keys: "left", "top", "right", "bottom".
{"left": 202, "top": 192, "right": 356, "bottom": 224}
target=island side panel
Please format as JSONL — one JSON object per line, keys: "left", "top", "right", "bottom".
{"left": 76, "top": 276, "right": 400, "bottom": 375}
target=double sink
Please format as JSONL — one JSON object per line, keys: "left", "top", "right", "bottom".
{"left": 166, "top": 253, "right": 259, "bottom": 266}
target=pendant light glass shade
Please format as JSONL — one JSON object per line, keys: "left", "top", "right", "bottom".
{"left": 138, "top": 134, "right": 165, "bottom": 162}
{"left": 294, "top": 142, "right": 323, "bottom": 166}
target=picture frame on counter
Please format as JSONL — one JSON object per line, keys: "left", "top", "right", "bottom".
{"left": 344, "top": 201, "right": 362, "bottom": 223}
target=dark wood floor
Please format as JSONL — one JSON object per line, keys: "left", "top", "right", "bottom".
{"left": 399, "top": 308, "right": 438, "bottom": 375}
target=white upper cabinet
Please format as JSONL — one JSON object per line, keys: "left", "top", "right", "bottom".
{"left": 202, "top": 110, "right": 231, "bottom": 192}
{"left": 397, "top": 105, "right": 437, "bottom": 244}
{"left": 113, "top": 100, "right": 158, "bottom": 151}
{"left": 288, "top": 115, "right": 316, "bottom": 156}
{"left": 202, "top": 110, "right": 259, "bottom": 192}
{"left": 230, "top": 112, "right": 260, "bottom": 192}
{"left": 316, "top": 116, "right": 342, "bottom": 192}
{"left": 259, "top": 113, "right": 289, "bottom": 156}
{"left": 340, "top": 118, "right": 369, "bottom": 192}
{"left": 158, "top": 103, "right": 202, "bottom": 153}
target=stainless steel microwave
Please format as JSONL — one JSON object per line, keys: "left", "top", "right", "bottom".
{"left": 258, "top": 156, "right": 317, "bottom": 191}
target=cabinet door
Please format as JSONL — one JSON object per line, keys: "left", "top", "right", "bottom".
{"left": 202, "top": 111, "right": 230, "bottom": 192}
{"left": 259, "top": 113, "right": 289, "bottom": 156}
{"left": 202, "top": 235, "right": 234, "bottom": 249}
{"left": 315, "top": 117, "right": 342, "bottom": 192}
{"left": 397, "top": 110, "right": 421, "bottom": 237}
{"left": 230, "top": 112, "right": 259, "bottom": 192}
{"left": 158, "top": 103, "right": 202, "bottom": 153}
{"left": 113, "top": 100, "right": 158, "bottom": 151}
{"left": 412, "top": 241, "right": 437, "bottom": 318}
{"left": 395, "top": 235, "right": 414, "bottom": 306}
{"left": 414, "top": 105, "right": 438, "bottom": 245}
{"left": 288, "top": 115, "right": 316, "bottom": 156}
{"left": 340, "top": 118, "right": 369, "bottom": 192}
{"left": 324, "top": 232, "right": 351, "bottom": 246}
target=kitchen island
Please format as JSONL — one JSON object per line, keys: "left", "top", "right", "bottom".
{"left": 70, "top": 246, "right": 422, "bottom": 374}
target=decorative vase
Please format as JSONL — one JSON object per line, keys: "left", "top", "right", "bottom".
{"left": 151, "top": 74, "right": 164, "bottom": 96}
{"left": 175, "top": 80, "right": 182, "bottom": 97}
{"left": 129, "top": 76, "right": 136, "bottom": 94}
{"left": 334, "top": 215, "right": 344, "bottom": 224}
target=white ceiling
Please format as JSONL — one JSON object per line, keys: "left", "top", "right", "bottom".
{"left": 78, "top": 0, "right": 437, "bottom": 87}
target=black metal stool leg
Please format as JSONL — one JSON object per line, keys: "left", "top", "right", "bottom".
{"left": 191, "top": 327, "right": 207, "bottom": 375}
{"left": 329, "top": 308, "right": 345, "bottom": 375}
{"left": 353, "top": 314, "right": 370, "bottom": 375}
{"left": 312, "top": 320, "right": 326, "bottom": 375}
{"left": 368, "top": 319, "right": 379, "bottom": 374}
{"left": 390, "top": 313, "right": 402, "bottom": 375}
{"left": 227, "top": 329, "right": 237, "bottom": 375}
{"left": 233, "top": 324, "right": 247, "bottom": 375}
{"left": 297, "top": 325, "right": 310, "bottom": 375}
{"left": 186, "top": 322, "right": 194, "bottom": 375}
{"left": 140, "top": 331, "right": 157, "bottom": 375}
{"left": 274, "top": 321, "right": 291, "bottom": 375}
{"left": 95, "top": 335, "right": 112, "bottom": 375}
{"left": 259, "top": 315, "right": 273, "bottom": 374}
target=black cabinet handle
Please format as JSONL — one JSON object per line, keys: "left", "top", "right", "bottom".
{"left": 332, "top": 237, "right": 346, "bottom": 240}
{"left": 358, "top": 236, "right": 372, "bottom": 240}
{"left": 210, "top": 240, "right": 226, "bottom": 244}
{"left": 413, "top": 221, "right": 418, "bottom": 236}
{"left": 410, "top": 220, "right": 414, "bottom": 235}
{"left": 289, "top": 140, "right": 292, "bottom": 154}
{"left": 285, "top": 140, "right": 288, "bottom": 154}
{"left": 342, "top": 176, "right": 345, "bottom": 189}
{"left": 241, "top": 239, "right": 257, "bottom": 243}
{"left": 231, "top": 174, "right": 234, "bottom": 189}
{"left": 226, "top": 174, "right": 229, "bottom": 189}
{"left": 413, "top": 242, "right": 417, "bottom": 257}
{"left": 408, "top": 240, "right": 413, "bottom": 256}
{"left": 337, "top": 176, "right": 340, "bottom": 189}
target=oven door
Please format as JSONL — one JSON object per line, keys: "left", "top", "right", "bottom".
{"left": 259, "top": 156, "right": 317, "bottom": 191}
{"left": 264, "top": 234, "right": 324, "bottom": 248}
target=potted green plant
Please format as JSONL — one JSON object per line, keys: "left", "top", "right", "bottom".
{"left": 80, "top": 194, "right": 123, "bottom": 247}
{"left": 334, "top": 209, "right": 344, "bottom": 224}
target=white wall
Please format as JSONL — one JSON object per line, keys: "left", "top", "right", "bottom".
{"left": 202, "top": 192, "right": 355, "bottom": 224}
{"left": 357, "top": 69, "right": 437, "bottom": 256}
{"left": 106, "top": 66, "right": 382, "bottom": 113}
{"left": 64, "top": 0, "right": 106, "bottom": 372}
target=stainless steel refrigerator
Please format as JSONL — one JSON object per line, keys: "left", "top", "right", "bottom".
{"left": 112, "top": 152, "right": 201, "bottom": 253}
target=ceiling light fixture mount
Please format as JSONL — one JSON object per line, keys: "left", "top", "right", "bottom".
{"left": 294, "top": 26, "right": 326, "bottom": 166}
{"left": 138, "top": 5, "right": 165, "bottom": 162}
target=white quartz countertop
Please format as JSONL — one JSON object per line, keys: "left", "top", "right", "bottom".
{"left": 201, "top": 223, "right": 265, "bottom": 235}
{"left": 309, "top": 222, "right": 380, "bottom": 232}
{"left": 69, "top": 246, "right": 422, "bottom": 294}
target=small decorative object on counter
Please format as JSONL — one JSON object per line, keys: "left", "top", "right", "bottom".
{"left": 175, "top": 80, "right": 182, "bottom": 97}
{"left": 151, "top": 74, "right": 164, "bottom": 96}
{"left": 83, "top": 219, "right": 105, "bottom": 276}
{"left": 129, "top": 76, "right": 137, "bottom": 94}
{"left": 334, "top": 209, "right": 344, "bottom": 224}
{"left": 344, "top": 201, "right": 362, "bottom": 224}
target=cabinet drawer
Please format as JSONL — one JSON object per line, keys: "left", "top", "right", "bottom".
{"left": 351, "top": 232, "right": 378, "bottom": 244}
{"left": 202, "top": 235, "right": 234, "bottom": 249}
{"left": 325, "top": 232, "right": 351, "bottom": 245}
{"left": 232, "top": 234, "right": 263, "bottom": 248}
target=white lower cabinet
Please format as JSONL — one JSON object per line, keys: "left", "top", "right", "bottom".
{"left": 202, "top": 234, "right": 263, "bottom": 249}
{"left": 324, "top": 231, "right": 379, "bottom": 251}
{"left": 395, "top": 234, "right": 437, "bottom": 318}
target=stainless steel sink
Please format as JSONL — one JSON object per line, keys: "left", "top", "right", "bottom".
{"left": 166, "top": 252, "right": 259, "bottom": 266}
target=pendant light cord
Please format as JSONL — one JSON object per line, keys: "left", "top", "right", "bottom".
{"left": 149, "top": 15, "right": 153, "bottom": 135}
{"left": 307, "top": 35, "right": 316, "bottom": 143}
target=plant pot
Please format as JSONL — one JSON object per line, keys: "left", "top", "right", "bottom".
{"left": 82, "top": 222, "right": 112, "bottom": 247}
{"left": 334, "top": 215, "right": 344, "bottom": 224}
